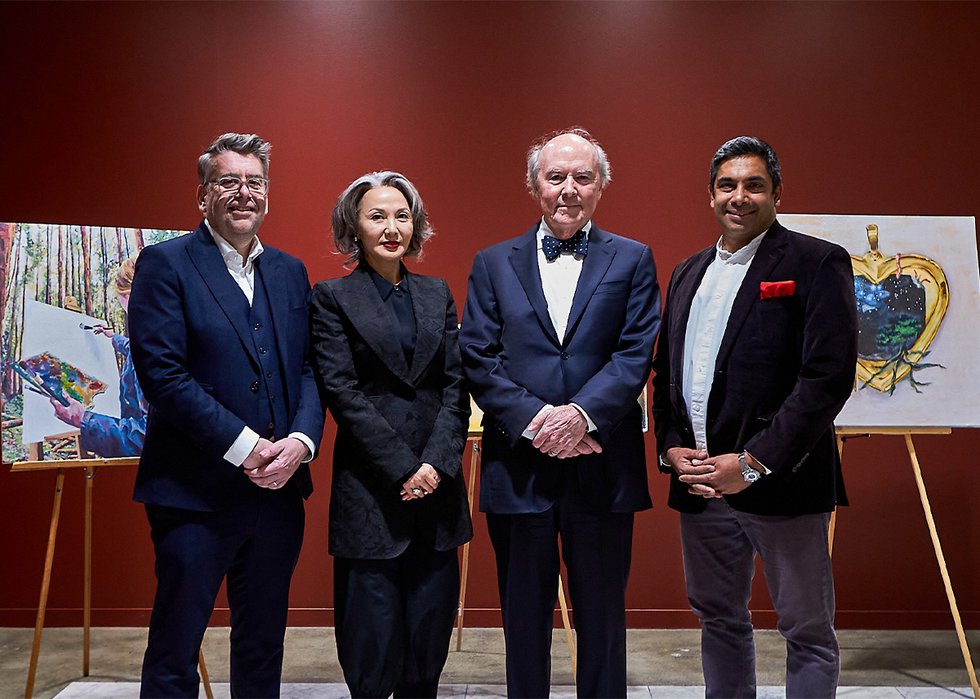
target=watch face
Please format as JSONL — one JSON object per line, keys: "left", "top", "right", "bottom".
{"left": 743, "top": 469, "right": 760, "bottom": 483}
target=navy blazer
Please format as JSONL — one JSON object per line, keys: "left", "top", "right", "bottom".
{"left": 130, "top": 223, "right": 324, "bottom": 511}
{"left": 310, "top": 265, "right": 472, "bottom": 559}
{"left": 652, "top": 220, "right": 858, "bottom": 516}
{"left": 460, "top": 224, "right": 662, "bottom": 515}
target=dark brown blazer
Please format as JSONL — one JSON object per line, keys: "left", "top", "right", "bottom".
{"left": 652, "top": 220, "right": 858, "bottom": 516}
{"left": 310, "top": 264, "right": 472, "bottom": 559}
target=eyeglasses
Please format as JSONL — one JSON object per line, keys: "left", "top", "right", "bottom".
{"left": 208, "top": 176, "right": 269, "bottom": 196}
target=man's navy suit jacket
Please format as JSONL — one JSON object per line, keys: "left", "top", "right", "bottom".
{"left": 460, "top": 224, "right": 661, "bottom": 515}
{"left": 652, "top": 220, "right": 858, "bottom": 516}
{"left": 129, "top": 223, "right": 324, "bottom": 511}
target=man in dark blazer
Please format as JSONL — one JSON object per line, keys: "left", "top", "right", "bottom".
{"left": 129, "top": 133, "right": 323, "bottom": 698}
{"left": 460, "top": 128, "right": 661, "bottom": 698}
{"left": 652, "top": 136, "right": 857, "bottom": 698}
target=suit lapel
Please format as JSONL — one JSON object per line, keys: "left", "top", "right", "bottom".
{"left": 333, "top": 265, "right": 411, "bottom": 380}
{"left": 563, "top": 226, "right": 615, "bottom": 345}
{"left": 186, "top": 225, "right": 258, "bottom": 367}
{"left": 407, "top": 273, "right": 445, "bottom": 384}
{"left": 508, "top": 227, "right": 560, "bottom": 346}
{"left": 714, "top": 222, "right": 790, "bottom": 368}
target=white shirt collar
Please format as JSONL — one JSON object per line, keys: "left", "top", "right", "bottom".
{"left": 204, "top": 219, "right": 264, "bottom": 272}
{"left": 714, "top": 227, "right": 769, "bottom": 265}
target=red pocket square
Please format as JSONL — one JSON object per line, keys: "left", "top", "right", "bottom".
{"left": 759, "top": 280, "right": 796, "bottom": 299}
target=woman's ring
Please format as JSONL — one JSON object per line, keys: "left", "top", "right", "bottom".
{"left": 272, "top": 481, "right": 278, "bottom": 487}
{"left": 549, "top": 450, "right": 558, "bottom": 456}
{"left": 412, "top": 487, "right": 422, "bottom": 496}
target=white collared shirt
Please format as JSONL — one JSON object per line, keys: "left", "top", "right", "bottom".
{"left": 204, "top": 220, "right": 314, "bottom": 467}
{"left": 205, "top": 220, "right": 264, "bottom": 306}
{"left": 536, "top": 219, "right": 592, "bottom": 342}
{"left": 682, "top": 231, "right": 768, "bottom": 453}
{"left": 522, "top": 219, "right": 595, "bottom": 438}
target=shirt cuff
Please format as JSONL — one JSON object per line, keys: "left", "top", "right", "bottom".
{"left": 288, "top": 432, "right": 316, "bottom": 463}
{"left": 569, "top": 403, "right": 597, "bottom": 433}
{"left": 225, "top": 426, "right": 259, "bottom": 467}
{"left": 521, "top": 404, "right": 553, "bottom": 439}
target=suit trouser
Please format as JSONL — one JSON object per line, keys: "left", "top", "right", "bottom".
{"left": 333, "top": 541, "right": 460, "bottom": 699}
{"left": 486, "top": 485, "right": 634, "bottom": 699}
{"left": 680, "top": 498, "right": 838, "bottom": 699}
{"left": 140, "top": 493, "right": 305, "bottom": 699}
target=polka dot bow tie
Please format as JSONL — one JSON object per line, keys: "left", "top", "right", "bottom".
{"left": 541, "top": 230, "right": 588, "bottom": 261}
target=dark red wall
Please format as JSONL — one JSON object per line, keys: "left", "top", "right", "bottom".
{"left": 1, "top": 1, "right": 978, "bottom": 629}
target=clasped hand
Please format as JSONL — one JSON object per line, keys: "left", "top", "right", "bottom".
{"left": 400, "top": 463, "right": 441, "bottom": 502}
{"left": 530, "top": 405, "right": 602, "bottom": 459}
{"left": 243, "top": 437, "right": 307, "bottom": 489}
{"left": 666, "top": 447, "right": 752, "bottom": 498}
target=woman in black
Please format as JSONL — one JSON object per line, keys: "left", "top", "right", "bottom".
{"left": 310, "top": 171, "right": 471, "bottom": 698}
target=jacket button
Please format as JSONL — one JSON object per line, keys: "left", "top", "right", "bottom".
{"left": 259, "top": 347, "right": 268, "bottom": 355}
{"left": 250, "top": 381, "right": 259, "bottom": 393}
{"left": 560, "top": 352, "right": 569, "bottom": 360}
{"left": 253, "top": 322, "right": 262, "bottom": 331}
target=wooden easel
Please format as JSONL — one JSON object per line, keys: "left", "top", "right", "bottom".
{"left": 833, "top": 427, "right": 979, "bottom": 699}
{"left": 453, "top": 431, "right": 578, "bottom": 679}
{"left": 11, "top": 453, "right": 214, "bottom": 699}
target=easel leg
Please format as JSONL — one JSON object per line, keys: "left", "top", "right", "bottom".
{"left": 829, "top": 434, "right": 845, "bottom": 556}
{"left": 556, "top": 574, "right": 576, "bottom": 681}
{"left": 25, "top": 469, "right": 66, "bottom": 699}
{"left": 83, "top": 467, "right": 94, "bottom": 677}
{"left": 455, "top": 439, "right": 480, "bottom": 652}
{"left": 905, "top": 434, "right": 979, "bottom": 698}
{"left": 198, "top": 649, "right": 214, "bottom": 699}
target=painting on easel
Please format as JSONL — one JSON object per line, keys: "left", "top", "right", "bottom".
{"left": 781, "top": 214, "right": 980, "bottom": 428}
{"left": 0, "top": 223, "right": 187, "bottom": 463}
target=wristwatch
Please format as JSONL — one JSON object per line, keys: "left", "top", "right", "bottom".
{"left": 738, "top": 451, "right": 761, "bottom": 483}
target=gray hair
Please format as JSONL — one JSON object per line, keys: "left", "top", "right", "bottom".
{"left": 198, "top": 133, "right": 271, "bottom": 184}
{"left": 709, "top": 136, "right": 781, "bottom": 191}
{"left": 332, "top": 171, "right": 434, "bottom": 266}
{"left": 526, "top": 127, "right": 612, "bottom": 191}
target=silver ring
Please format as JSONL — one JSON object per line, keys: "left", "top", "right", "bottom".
{"left": 272, "top": 481, "right": 278, "bottom": 487}
{"left": 412, "top": 487, "right": 422, "bottom": 496}
{"left": 549, "top": 450, "right": 558, "bottom": 456}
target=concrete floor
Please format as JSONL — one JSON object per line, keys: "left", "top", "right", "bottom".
{"left": 1, "top": 626, "right": 977, "bottom": 698}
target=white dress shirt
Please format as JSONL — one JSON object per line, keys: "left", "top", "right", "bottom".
{"left": 522, "top": 220, "right": 596, "bottom": 438}
{"left": 204, "top": 221, "right": 315, "bottom": 467}
{"left": 682, "top": 231, "right": 768, "bottom": 454}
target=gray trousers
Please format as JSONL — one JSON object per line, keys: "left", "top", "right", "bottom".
{"left": 680, "top": 498, "right": 839, "bottom": 699}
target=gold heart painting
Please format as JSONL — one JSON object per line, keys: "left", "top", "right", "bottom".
{"left": 852, "top": 224, "right": 949, "bottom": 394}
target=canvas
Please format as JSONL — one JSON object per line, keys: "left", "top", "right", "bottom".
{"left": 1, "top": 222, "right": 186, "bottom": 462}
{"left": 781, "top": 214, "right": 980, "bottom": 428}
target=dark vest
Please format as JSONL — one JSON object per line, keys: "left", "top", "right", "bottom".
{"left": 248, "top": 270, "right": 289, "bottom": 440}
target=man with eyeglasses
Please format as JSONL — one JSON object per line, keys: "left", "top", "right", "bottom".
{"left": 129, "top": 132, "right": 324, "bottom": 698}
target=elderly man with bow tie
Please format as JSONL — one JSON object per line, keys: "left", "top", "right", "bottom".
{"left": 460, "top": 128, "right": 661, "bottom": 698}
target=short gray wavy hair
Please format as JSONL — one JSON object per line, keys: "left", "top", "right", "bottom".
{"left": 332, "top": 171, "right": 434, "bottom": 266}
{"left": 197, "top": 133, "right": 271, "bottom": 184}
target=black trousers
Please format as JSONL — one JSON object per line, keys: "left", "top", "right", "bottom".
{"left": 140, "top": 494, "right": 304, "bottom": 698}
{"left": 334, "top": 541, "right": 460, "bottom": 699}
{"left": 486, "top": 483, "right": 634, "bottom": 698}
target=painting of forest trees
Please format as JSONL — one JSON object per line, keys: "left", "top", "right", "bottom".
{"left": 1, "top": 223, "right": 186, "bottom": 463}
